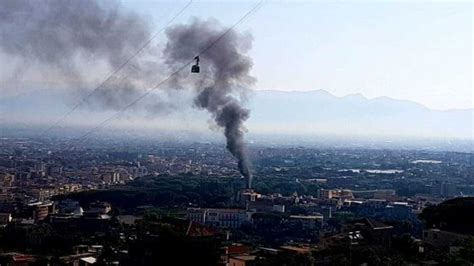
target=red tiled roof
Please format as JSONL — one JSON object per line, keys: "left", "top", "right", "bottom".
{"left": 227, "top": 245, "right": 250, "bottom": 255}
{"left": 13, "top": 255, "right": 36, "bottom": 262}
{"left": 186, "top": 221, "right": 217, "bottom": 237}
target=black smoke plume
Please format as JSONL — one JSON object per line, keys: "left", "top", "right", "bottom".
{"left": 0, "top": 0, "right": 149, "bottom": 69}
{"left": 0, "top": 1, "right": 255, "bottom": 187}
{"left": 0, "top": 0, "right": 160, "bottom": 110}
{"left": 164, "top": 19, "right": 255, "bottom": 188}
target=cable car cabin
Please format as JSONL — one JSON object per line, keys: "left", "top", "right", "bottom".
{"left": 191, "top": 56, "right": 200, "bottom": 73}
{"left": 191, "top": 64, "right": 200, "bottom": 73}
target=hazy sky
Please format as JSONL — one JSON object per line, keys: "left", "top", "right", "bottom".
{"left": 123, "top": 0, "right": 472, "bottom": 110}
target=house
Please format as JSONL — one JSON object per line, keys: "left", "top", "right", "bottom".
{"left": 0, "top": 212, "right": 12, "bottom": 226}
{"left": 343, "top": 218, "right": 393, "bottom": 247}
{"left": 0, "top": 253, "right": 36, "bottom": 266}
{"left": 229, "top": 255, "right": 256, "bottom": 266}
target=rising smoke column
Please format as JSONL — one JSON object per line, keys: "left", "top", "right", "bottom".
{"left": 164, "top": 19, "right": 255, "bottom": 188}
{"left": 0, "top": 1, "right": 256, "bottom": 186}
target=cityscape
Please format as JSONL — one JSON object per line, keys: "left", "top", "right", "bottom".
{"left": 0, "top": 133, "right": 472, "bottom": 265}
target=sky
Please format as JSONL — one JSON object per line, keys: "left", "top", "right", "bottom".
{"left": 122, "top": 0, "right": 473, "bottom": 110}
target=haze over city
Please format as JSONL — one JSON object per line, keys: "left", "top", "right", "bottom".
{"left": 0, "top": 1, "right": 473, "bottom": 265}
{"left": 1, "top": 1, "right": 472, "bottom": 143}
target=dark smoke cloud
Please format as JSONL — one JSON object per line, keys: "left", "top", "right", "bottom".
{"left": 164, "top": 19, "right": 255, "bottom": 187}
{"left": 0, "top": 1, "right": 255, "bottom": 186}
{"left": 0, "top": 0, "right": 161, "bottom": 110}
{"left": 0, "top": 0, "right": 149, "bottom": 69}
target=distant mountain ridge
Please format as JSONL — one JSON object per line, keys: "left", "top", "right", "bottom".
{"left": 246, "top": 90, "right": 472, "bottom": 139}
{"left": 0, "top": 89, "right": 472, "bottom": 139}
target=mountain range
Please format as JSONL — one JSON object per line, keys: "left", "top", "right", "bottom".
{"left": 0, "top": 89, "right": 472, "bottom": 140}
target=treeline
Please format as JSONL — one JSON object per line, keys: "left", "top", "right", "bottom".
{"left": 419, "top": 197, "right": 474, "bottom": 235}
{"left": 54, "top": 175, "right": 321, "bottom": 210}
{"left": 55, "top": 176, "right": 244, "bottom": 209}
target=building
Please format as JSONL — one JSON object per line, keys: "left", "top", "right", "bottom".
{"left": 239, "top": 189, "right": 261, "bottom": 206}
{"left": 344, "top": 218, "right": 393, "bottom": 247}
{"left": 57, "top": 199, "right": 82, "bottom": 215}
{"left": 88, "top": 201, "right": 111, "bottom": 214}
{"left": 100, "top": 171, "right": 121, "bottom": 184}
{"left": 27, "top": 201, "right": 55, "bottom": 221}
{"left": 0, "top": 173, "right": 14, "bottom": 187}
{"left": 46, "top": 164, "right": 63, "bottom": 176}
{"left": 320, "top": 189, "right": 354, "bottom": 200}
{"left": 288, "top": 215, "right": 323, "bottom": 230}
{"left": 229, "top": 255, "right": 256, "bottom": 266}
{"left": 221, "top": 244, "right": 251, "bottom": 265}
{"left": 272, "top": 204, "right": 285, "bottom": 213}
{"left": 0, "top": 252, "right": 36, "bottom": 265}
{"left": 319, "top": 189, "right": 333, "bottom": 199}
{"left": 431, "top": 182, "right": 458, "bottom": 198}
{"left": 280, "top": 245, "right": 312, "bottom": 255}
{"left": 0, "top": 213, "right": 12, "bottom": 226}
{"left": 352, "top": 189, "right": 396, "bottom": 200}
{"left": 29, "top": 188, "right": 56, "bottom": 201}
{"left": 385, "top": 202, "right": 416, "bottom": 220}
{"left": 186, "top": 208, "right": 251, "bottom": 229}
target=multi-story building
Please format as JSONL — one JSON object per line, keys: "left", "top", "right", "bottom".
{"left": 28, "top": 201, "right": 55, "bottom": 221}
{"left": 0, "top": 173, "right": 14, "bottom": 187}
{"left": 320, "top": 189, "right": 354, "bottom": 200}
{"left": 288, "top": 215, "right": 324, "bottom": 230}
{"left": 352, "top": 189, "right": 396, "bottom": 200}
{"left": 186, "top": 208, "right": 252, "bottom": 229}
{"left": 319, "top": 189, "right": 333, "bottom": 199}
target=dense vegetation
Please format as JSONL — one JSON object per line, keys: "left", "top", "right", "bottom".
{"left": 54, "top": 175, "right": 321, "bottom": 210}
{"left": 55, "top": 176, "right": 244, "bottom": 209}
{"left": 420, "top": 197, "right": 474, "bottom": 235}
